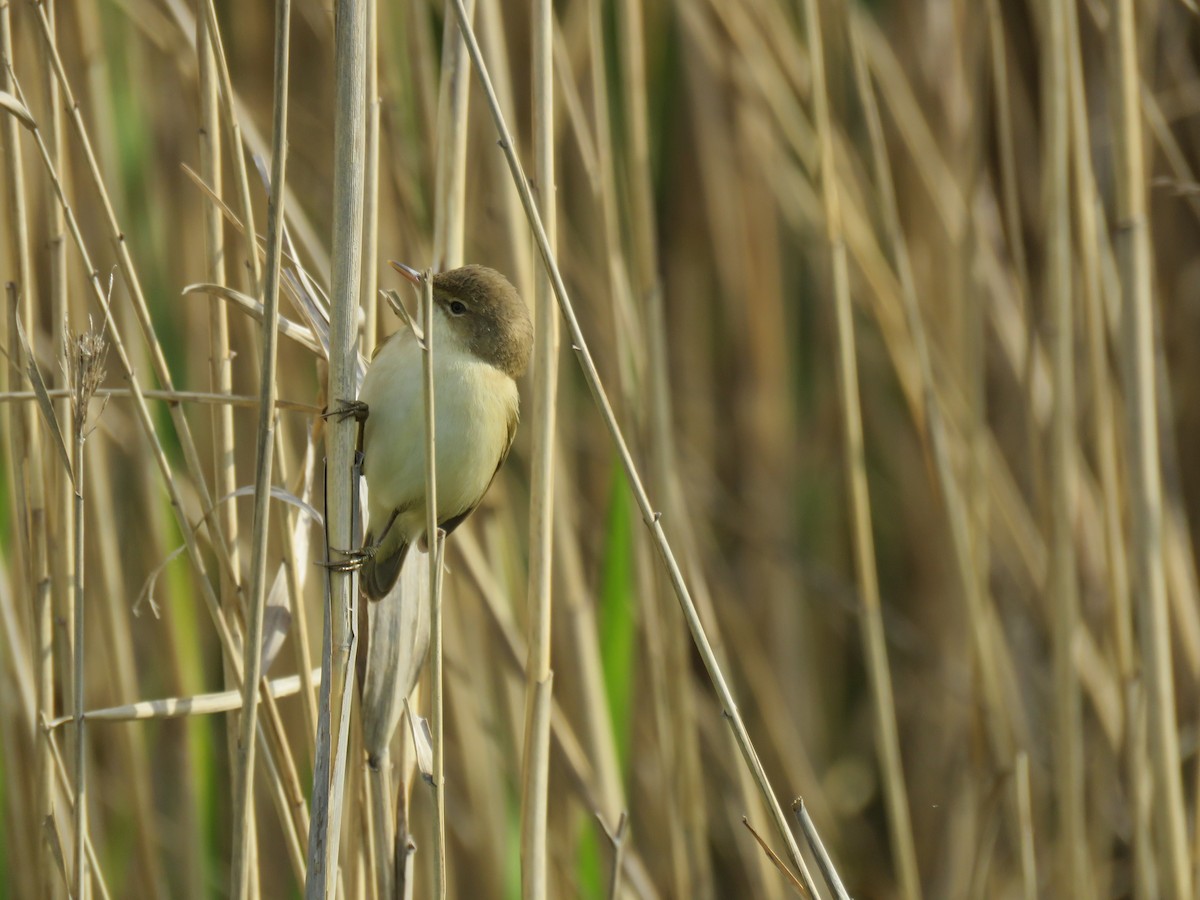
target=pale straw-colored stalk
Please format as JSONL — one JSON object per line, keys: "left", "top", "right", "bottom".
{"left": 849, "top": 1, "right": 1020, "bottom": 771}
{"left": 196, "top": 5, "right": 256, "bottom": 889}
{"left": 519, "top": 0, "right": 558, "bottom": 894}
{"left": 1014, "top": 752, "right": 1037, "bottom": 900}
{"left": 1108, "top": 0, "right": 1192, "bottom": 895}
{"left": 30, "top": 2, "right": 244, "bottom": 603}
{"left": 362, "top": 0, "right": 380, "bottom": 352}
{"left": 41, "top": 2, "right": 76, "bottom": 796}
{"left": 66, "top": 328, "right": 108, "bottom": 899}
{"left": 420, "top": 270, "right": 449, "bottom": 898}
{"left": 1044, "top": 0, "right": 1088, "bottom": 891}
{"left": 447, "top": 0, "right": 817, "bottom": 889}
{"left": 230, "top": 0, "right": 291, "bottom": 894}
{"left": 197, "top": 0, "right": 264, "bottom": 295}
{"left": 433, "top": 0, "right": 475, "bottom": 270}
{"left": 793, "top": 798, "right": 848, "bottom": 900}
{"left": 307, "top": 0, "right": 366, "bottom": 894}
{"left": 0, "top": 10, "right": 54, "bottom": 897}
{"left": 0, "top": 388, "right": 319, "bottom": 412}
{"left": 805, "top": 2, "right": 921, "bottom": 896}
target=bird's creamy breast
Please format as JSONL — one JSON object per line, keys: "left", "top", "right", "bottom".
{"left": 359, "top": 334, "right": 518, "bottom": 533}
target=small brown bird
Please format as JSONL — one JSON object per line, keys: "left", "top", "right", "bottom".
{"left": 356, "top": 262, "right": 533, "bottom": 600}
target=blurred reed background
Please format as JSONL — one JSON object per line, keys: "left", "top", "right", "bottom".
{"left": 2, "top": 0, "right": 1200, "bottom": 897}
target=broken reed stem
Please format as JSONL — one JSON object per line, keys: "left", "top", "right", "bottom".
{"left": 519, "top": 0, "right": 557, "bottom": 895}
{"left": 420, "top": 270, "right": 448, "bottom": 899}
{"left": 793, "top": 798, "right": 848, "bottom": 900}
{"left": 230, "top": 0, "right": 291, "bottom": 895}
{"left": 1108, "top": 0, "right": 1192, "bottom": 896}
{"left": 447, "top": 0, "right": 815, "bottom": 887}
{"left": 805, "top": 2, "right": 921, "bottom": 897}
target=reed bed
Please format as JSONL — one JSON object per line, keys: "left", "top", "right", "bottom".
{"left": 2, "top": 1, "right": 1199, "bottom": 897}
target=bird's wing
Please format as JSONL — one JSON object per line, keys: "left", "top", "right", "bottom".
{"left": 437, "top": 404, "right": 519, "bottom": 538}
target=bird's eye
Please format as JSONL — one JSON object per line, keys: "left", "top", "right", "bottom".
{"left": 449, "top": 300, "right": 467, "bottom": 316}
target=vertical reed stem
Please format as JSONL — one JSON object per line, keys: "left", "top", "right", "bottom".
{"left": 307, "top": 0, "right": 365, "bottom": 894}
{"left": 520, "top": 0, "right": 558, "bottom": 894}
{"left": 806, "top": 2, "right": 921, "bottom": 896}
{"left": 231, "top": 0, "right": 290, "bottom": 895}
{"left": 1109, "top": 1, "right": 1192, "bottom": 895}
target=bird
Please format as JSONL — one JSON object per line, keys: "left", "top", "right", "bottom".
{"left": 348, "top": 262, "right": 533, "bottom": 600}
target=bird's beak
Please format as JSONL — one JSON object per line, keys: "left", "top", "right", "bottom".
{"left": 389, "top": 260, "right": 423, "bottom": 286}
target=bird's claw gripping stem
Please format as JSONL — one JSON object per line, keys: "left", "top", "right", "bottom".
{"left": 321, "top": 399, "right": 369, "bottom": 424}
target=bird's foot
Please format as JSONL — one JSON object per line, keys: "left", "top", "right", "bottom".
{"left": 322, "top": 399, "right": 369, "bottom": 424}
{"left": 318, "top": 543, "right": 379, "bottom": 572}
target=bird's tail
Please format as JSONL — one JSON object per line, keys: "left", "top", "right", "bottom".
{"left": 362, "top": 528, "right": 410, "bottom": 601}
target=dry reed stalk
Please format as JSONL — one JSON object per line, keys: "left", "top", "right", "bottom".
{"left": 477, "top": 0, "right": 533, "bottom": 299}
{"left": 274, "top": 428, "right": 321, "bottom": 757}
{"left": 433, "top": 0, "right": 475, "bottom": 270}
{"left": 448, "top": 0, "right": 816, "bottom": 891}
{"left": 0, "top": 9, "right": 54, "bottom": 897}
{"left": 13, "top": 47, "right": 246, "bottom": 691}
{"left": 454, "top": 528, "right": 659, "bottom": 899}
{"left": 362, "top": 0, "right": 380, "bottom": 352}
{"left": 197, "top": 0, "right": 264, "bottom": 296}
{"left": 794, "top": 798, "right": 848, "bottom": 900}
{"left": 587, "top": 1, "right": 695, "bottom": 893}
{"left": 619, "top": 0, "right": 713, "bottom": 886}
{"left": 0, "top": 388, "right": 320, "bottom": 412}
{"left": 84, "top": 436, "right": 170, "bottom": 897}
{"left": 418, "top": 269, "right": 449, "bottom": 898}
{"left": 67, "top": 326, "right": 108, "bottom": 898}
{"left": 1108, "top": 0, "right": 1192, "bottom": 895}
{"left": 519, "top": 0, "right": 558, "bottom": 895}
{"left": 195, "top": 6, "right": 257, "bottom": 884}
{"left": 43, "top": 719, "right": 112, "bottom": 899}
{"left": 552, "top": 474, "right": 628, "bottom": 842}
{"left": 806, "top": 3, "right": 920, "bottom": 897}
{"left": 307, "top": 0, "right": 366, "bottom": 895}
{"left": 1043, "top": 0, "right": 1088, "bottom": 891}
{"left": 41, "top": 8, "right": 76, "bottom": 808}
{"left": 1013, "top": 752, "right": 1037, "bottom": 900}
{"left": 34, "top": 7, "right": 246, "bottom": 588}
{"left": 1064, "top": 0, "right": 1134, "bottom": 694}
{"left": 230, "top": 0, "right": 291, "bottom": 893}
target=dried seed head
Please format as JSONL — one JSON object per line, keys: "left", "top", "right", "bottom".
{"left": 64, "top": 320, "right": 109, "bottom": 437}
